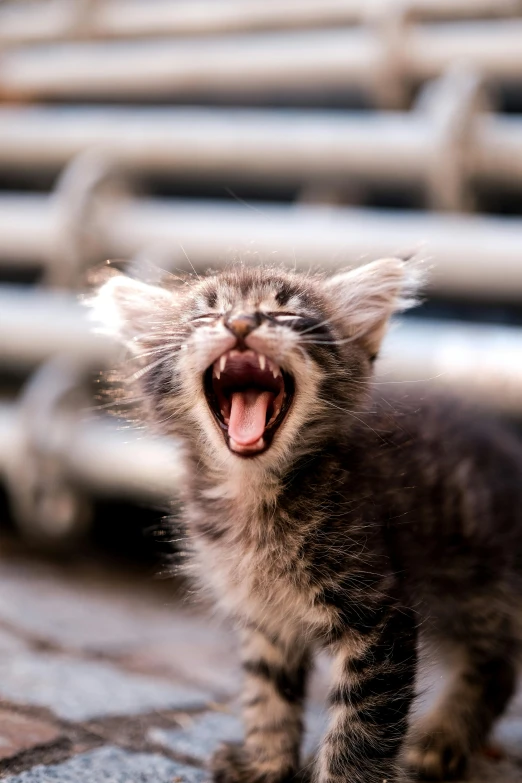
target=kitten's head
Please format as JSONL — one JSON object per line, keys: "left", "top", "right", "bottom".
{"left": 92, "top": 260, "right": 418, "bottom": 471}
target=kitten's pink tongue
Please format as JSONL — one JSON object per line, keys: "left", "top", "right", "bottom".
{"left": 229, "top": 390, "right": 272, "bottom": 446}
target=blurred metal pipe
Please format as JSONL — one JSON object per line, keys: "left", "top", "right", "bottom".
{"left": 0, "top": 30, "right": 381, "bottom": 101}
{"left": 0, "top": 401, "right": 182, "bottom": 503}
{"left": 0, "top": 106, "right": 430, "bottom": 184}
{"left": 67, "top": 416, "right": 183, "bottom": 502}
{"left": 0, "top": 194, "right": 57, "bottom": 265}
{"left": 3, "top": 193, "right": 522, "bottom": 301}
{"left": 380, "top": 319, "right": 522, "bottom": 417}
{"left": 2, "top": 21, "right": 522, "bottom": 102}
{"left": 472, "top": 114, "right": 522, "bottom": 185}
{"left": 0, "top": 102, "right": 520, "bottom": 191}
{"left": 0, "top": 0, "right": 370, "bottom": 44}
{"left": 102, "top": 200, "right": 522, "bottom": 301}
{"left": 0, "top": 0, "right": 82, "bottom": 45}
{"left": 406, "top": 0, "right": 522, "bottom": 17}
{"left": 0, "top": 285, "right": 115, "bottom": 368}
{"left": 406, "top": 20, "right": 522, "bottom": 83}
{"left": 2, "top": 0, "right": 519, "bottom": 46}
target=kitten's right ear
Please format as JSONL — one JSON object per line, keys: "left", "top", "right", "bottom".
{"left": 322, "top": 258, "right": 423, "bottom": 356}
{"left": 89, "top": 273, "right": 176, "bottom": 352}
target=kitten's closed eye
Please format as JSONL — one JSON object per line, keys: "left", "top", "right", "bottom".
{"left": 191, "top": 314, "right": 221, "bottom": 323}
{"left": 266, "top": 312, "right": 302, "bottom": 322}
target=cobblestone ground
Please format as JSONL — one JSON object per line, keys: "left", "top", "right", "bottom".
{"left": 0, "top": 541, "right": 520, "bottom": 781}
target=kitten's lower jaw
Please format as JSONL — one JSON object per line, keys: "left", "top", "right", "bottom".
{"left": 204, "top": 349, "right": 294, "bottom": 457}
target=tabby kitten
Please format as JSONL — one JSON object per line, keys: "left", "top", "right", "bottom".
{"left": 93, "top": 260, "right": 522, "bottom": 783}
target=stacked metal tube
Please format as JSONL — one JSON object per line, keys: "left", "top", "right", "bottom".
{"left": 1, "top": 1, "right": 522, "bottom": 547}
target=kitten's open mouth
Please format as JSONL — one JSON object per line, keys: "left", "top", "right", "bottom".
{"left": 204, "top": 349, "right": 294, "bottom": 456}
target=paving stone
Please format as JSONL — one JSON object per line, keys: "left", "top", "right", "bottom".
{"left": 1, "top": 549, "right": 520, "bottom": 783}
{"left": 150, "top": 706, "right": 326, "bottom": 762}
{"left": 2, "top": 745, "right": 206, "bottom": 783}
{"left": 149, "top": 710, "right": 242, "bottom": 760}
{"left": 0, "top": 627, "right": 28, "bottom": 654}
{"left": 124, "top": 633, "right": 239, "bottom": 697}
{"left": 0, "top": 558, "right": 206, "bottom": 652}
{"left": 149, "top": 698, "right": 522, "bottom": 783}
{"left": 0, "top": 652, "right": 208, "bottom": 722}
{"left": 0, "top": 710, "right": 61, "bottom": 761}
{"left": 149, "top": 708, "right": 522, "bottom": 783}
{"left": 0, "top": 557, "right": 239, "bottom": 695}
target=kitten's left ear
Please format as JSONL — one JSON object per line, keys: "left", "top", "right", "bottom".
{"left": 89, "top": 272, "right": 177, "bottom": 352}
{"left": 323, "top": 258, "right": 422, "bottom": 356}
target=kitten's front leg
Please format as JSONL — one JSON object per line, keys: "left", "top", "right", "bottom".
{"left": 212, "top": 626, "right": 310, "bottom": 783}
{"left": 318, "top": 606, "right": 417, "bottom": 783}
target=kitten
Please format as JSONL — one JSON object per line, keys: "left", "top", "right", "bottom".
{"left": 93, "top": 259, "right": 522, "bottom": 783}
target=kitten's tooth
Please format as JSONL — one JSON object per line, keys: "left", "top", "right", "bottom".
{"left": 259, "top": 354, "right": 266, "bottom": 371}
{"left": 268, "top": 404, "right": 281, "bottom": 425}
{"left": 214, "top": 364, "right": 221, "bottom": 380}
{"left": 219, "top": 354, "right": 227, "bottom": 373}
{"left": 266, "top": 359, "right": 281, "bottom": 379}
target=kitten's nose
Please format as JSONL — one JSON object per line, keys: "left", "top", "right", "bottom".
{"left": 224, "top": 313, "right": 259, "bottom": 341}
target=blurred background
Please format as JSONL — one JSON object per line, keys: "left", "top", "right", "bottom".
{"left": 1, "top": 0, "right": 522, "bottom": 558}
{"left": 0, "top": 2, "right": 521, "bottom": 778}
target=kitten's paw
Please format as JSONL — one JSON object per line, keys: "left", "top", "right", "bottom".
{"left": 405, "top": 727, "right": 469, "bottom": 781}
{"left": 211, "top": 743, "right": 294, "bottom": 783}
{"left": 211, "top": 743, "right": 251, "bottom": 783}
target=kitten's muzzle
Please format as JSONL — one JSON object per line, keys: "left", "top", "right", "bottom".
{"left": 203, "top": 349, "right": 294, "bottom": 457}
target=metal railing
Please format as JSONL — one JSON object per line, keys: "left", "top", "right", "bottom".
{"left": 2, "top": 20, "right": 522, "bottom": 106}
{"left": 1, "top": 0, "right": 520, "bottom": 45}
{"left": 0, "top": 69, "right": 519, "bottom": 209}
{"left": 1, "top": 5, "right": 522, "bottom": 550}
{"left": 3, "top": 187, "right": 522, "bottom": 300}
{"left": 0, "top": 355, "right": 182, "bottom": 549}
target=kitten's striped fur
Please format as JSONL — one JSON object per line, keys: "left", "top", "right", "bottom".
{"left": 93, "top": 260, "right": 522, "bottom": 783}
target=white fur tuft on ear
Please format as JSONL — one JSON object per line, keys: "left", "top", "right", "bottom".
{"left": 89, "top": 274, "right": 175, "bottom": 352}
{"left": 323, "top": 258, "right": 424, "bottom": 355}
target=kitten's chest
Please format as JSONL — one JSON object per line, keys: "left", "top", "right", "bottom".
{"left": 191, "top": 499, "right": 327, "bottom": 635}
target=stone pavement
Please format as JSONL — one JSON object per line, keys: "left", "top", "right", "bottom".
{"left": 0, "top": 541, "right": 519, "bottom": 781}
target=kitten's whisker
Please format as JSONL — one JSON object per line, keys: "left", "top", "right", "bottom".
{"left": 125, "top": 354, "right": 173, "bottom": 382}
{"left": 130, "top": 344, "right": 182, "bottom": 360}
{"left": 88, "top": 395, "right": 147, "bottom": 412}
{"left": 370, "top": 374, "right": 447, "bottom": 385}
{"left": 320, "top": 399, "right": 388, "bottom": 443}
{"left": 178, "top": 244, "right": 200, "bottom": 279}
{"left": 296, "top": 316, "right": 335, "bottom": 336}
